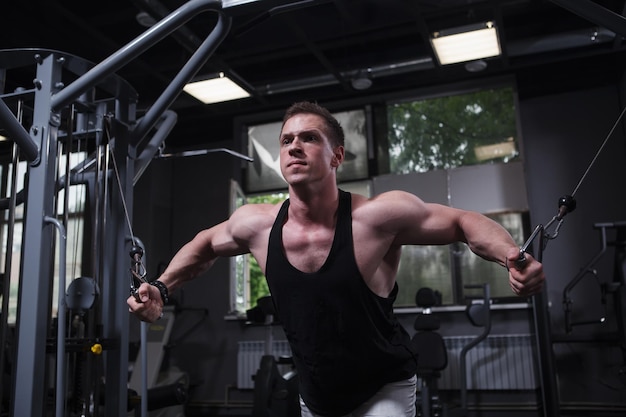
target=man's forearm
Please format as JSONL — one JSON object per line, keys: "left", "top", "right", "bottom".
{"left": 461, "top": 212, "right": 518, "bottom": 267}
{"left": 158, "top": 239, "right": 217, "bottom": 292}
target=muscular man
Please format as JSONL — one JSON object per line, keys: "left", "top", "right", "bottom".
{"left": 128, "top": 101, "right": 544, "bottom": 417}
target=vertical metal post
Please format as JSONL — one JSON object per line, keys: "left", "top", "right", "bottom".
{"left": 12, "top": 52, "right": 60, "bottom": 417}
{"left": 0, "top": 100, "right": 22, "bottom": 414}
{"left": 531, "top": 231, "right": 561, "bottom": 417}
{"left": 44, "top": 216, "right": 67, "bottom": 417}
{"left": 612, "top": 225, "right": 626, "bottom": 366}
{"left": 101, "top": 111, "right": 135, "bottom": 417}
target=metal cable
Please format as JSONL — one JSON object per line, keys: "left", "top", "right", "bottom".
{"left": 103, "top": 117, "right": 137, "bottom": 246}
{"left": 571, "top": 106, "right": 626, "bottom": 197}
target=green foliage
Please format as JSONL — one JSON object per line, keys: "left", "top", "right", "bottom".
{"left": 246, "top": 193, "right": 288, "bottom": 307}
{"left": 248, "top": 254, "right": 269, "bottom": 308}
{"left": 387, "top": 87, "right": 519, "bottom": 173}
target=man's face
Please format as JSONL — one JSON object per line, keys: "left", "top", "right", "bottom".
{"left": 279, "top": 113, "right": 344, "bottom": 186}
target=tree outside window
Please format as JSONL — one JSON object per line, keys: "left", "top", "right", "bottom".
{"left": 387, "top": 87, "right": 519, "bottom": 174}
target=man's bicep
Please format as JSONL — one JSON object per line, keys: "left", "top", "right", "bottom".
{"left": 395, "top": 202, "right": 464, "bottom": 245}
{"left": 217, "top": 204, "right": 273, "bottom": 256}
{"left": 207, "top": 220, "right": 252, "bottom": 257}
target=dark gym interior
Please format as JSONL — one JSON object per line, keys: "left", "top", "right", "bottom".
{"left": 1, "top": 1, "right": 626, "bottom": 416}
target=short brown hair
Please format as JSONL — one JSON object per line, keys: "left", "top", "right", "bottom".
{"left": 282, "top": 101, "right": 345, "bottom": 147}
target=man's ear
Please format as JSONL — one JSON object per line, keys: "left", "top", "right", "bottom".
{"left": 331, "top": 145, "right": 345, "bottom": 168}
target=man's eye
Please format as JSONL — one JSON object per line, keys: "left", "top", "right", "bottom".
{"left": 305, "top": 135, "right": 317, "bottom": 141}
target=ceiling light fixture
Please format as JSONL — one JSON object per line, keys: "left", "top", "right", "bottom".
{"left": 351, "top": 69, "right": 373, "bottom": 90}
{"left": 135, "top": 11, "right": 157, "bottom": 28}
{"left": 183, "top": 72, "right": 251, "bottom": 104}
{"left": 431, "top": 21, "right": 501, "bottom": 65}
{"left": 464, "top": 59, "right": 488, "bottom": 72}
{"left": 222, "top": 0, "right": 262, "bottom": 8}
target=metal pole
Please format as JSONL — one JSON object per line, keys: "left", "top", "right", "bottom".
{"left": 531, "top": 228, "right": 561, "bottom": 417}
{"left": 0, "top": 100, "right": 23, "bottom": 414}
{"left": 12, "top": 51, "right": 59, "bottom": 417}
{"left": 45, "top": 216, "right": 67, "bottom": 417}
{"left": 0, "top": 98, "right": 39, "bottom": 162}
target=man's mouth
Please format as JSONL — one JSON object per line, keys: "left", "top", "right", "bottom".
{"left": 287, "top": 160, "right": 306, "bottom": 167}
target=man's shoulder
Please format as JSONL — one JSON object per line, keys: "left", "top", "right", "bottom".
{"left": 351, "top": 190, "right": 426, "bottom": 229}
{"left": 352, "top": 189, "right": 416, "bottom": 208}
{"left": 228, "top": 203, "right": 281, "bottom": 245}
{"left": 235, "top": 201, "right": 282, "bottom": 220}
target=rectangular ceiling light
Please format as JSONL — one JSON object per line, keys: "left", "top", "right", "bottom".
{"left": 183, "top": 73, "right": 251, "bottom": 104}
{"left": 222, "top": 0, "right": 261, "bottom": 8}
{"left": 431, "top": 21, "right": 501, "bottom": 65}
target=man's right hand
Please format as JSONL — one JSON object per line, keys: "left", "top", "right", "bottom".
{"left": 127, "top": 282, "right": 163, "bottom": 322}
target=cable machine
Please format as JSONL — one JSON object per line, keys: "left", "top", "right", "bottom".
{"left": 0, "top": 1, "right": 231, "bottom": 416}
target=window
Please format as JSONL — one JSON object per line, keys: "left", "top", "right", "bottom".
{"left": 383, "top": 84, "right": 529, "bottom": 306}
{"left": 387, "top": 86, "right": 519, "bottom": 174}
{"left": 229, "top": 180, "right": 248, "bottom": 315}
{"left": 229, "top": 180, "right": 286, "bottom": 316}
{"left": 0, "top": 153, "right": 86, "bottom": 323}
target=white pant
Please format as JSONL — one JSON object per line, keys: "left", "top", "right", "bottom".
{"left": 299, "top": 375, "right": 417, "bottom": 417}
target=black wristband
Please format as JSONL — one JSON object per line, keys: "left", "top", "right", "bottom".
{"left": 150, "top": 280, "right": 169, "bottom": 305}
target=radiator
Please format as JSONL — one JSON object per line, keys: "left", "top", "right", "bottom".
{"left": 436, "top": 334, "right": 538, "bottom": 390}
{"left": 237, "top": 340, "right": 292, "bottom": 389}
{"left": 237, "top": 334, "right": 537, "bottom": 391}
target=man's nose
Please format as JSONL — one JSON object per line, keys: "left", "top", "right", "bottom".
{"left": 288, "top": 138, "right": 303, "bottom": 154}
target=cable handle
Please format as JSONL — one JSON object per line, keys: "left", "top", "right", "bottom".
{"left": 129, "top": 245, "right": 147, "bottom": 302}
{"left": 515, "top": 195, "right": 577, "bottom": 269}
{"left": 515, "top": 224, "right": 543, "bottom": 269}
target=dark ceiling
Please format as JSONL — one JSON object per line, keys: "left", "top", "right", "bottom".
{"left": 2, "top": 0, "right": 626, "bottom": 152}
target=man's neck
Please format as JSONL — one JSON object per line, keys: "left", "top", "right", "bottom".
{"left": 287, "top": 184, "right": 340, "bottom": 225}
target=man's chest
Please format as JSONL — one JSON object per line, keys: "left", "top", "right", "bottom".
{"left": 281, "top": 224, "right": 336, "bottom": 273}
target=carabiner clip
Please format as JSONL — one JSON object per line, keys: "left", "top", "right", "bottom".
{"left": 129, "top": 245, "right": 147, "bottom": 302}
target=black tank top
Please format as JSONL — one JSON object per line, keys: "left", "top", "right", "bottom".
{"left": 266, "top": 190, "right": 417, "bottom": 416}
